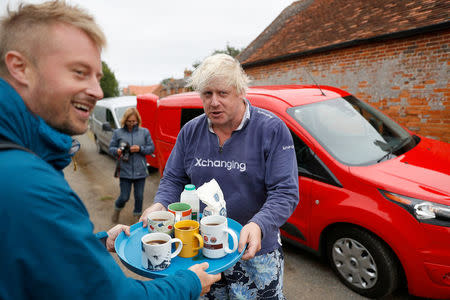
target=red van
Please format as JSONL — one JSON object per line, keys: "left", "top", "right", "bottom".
{"left": 137, "top": 85, "right": 450, "bottom": 299}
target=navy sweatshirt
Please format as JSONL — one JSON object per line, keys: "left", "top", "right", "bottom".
{"left": 155, "top": 102, "right": 299, "bottom": 255}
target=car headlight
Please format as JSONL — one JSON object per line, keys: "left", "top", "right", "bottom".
{"left": 380, "top": 190, "right": 450, "bottom": 227}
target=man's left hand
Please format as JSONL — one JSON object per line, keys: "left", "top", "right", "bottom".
{"left": 105, "top": 224, "right": 130, "bottom": 252}
{"left": 238, "top": 222, "right": 261, "bottom": 260}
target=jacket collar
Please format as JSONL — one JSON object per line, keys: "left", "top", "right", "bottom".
{"left": 0, "top": 78, "right": 73, "bottom": 170}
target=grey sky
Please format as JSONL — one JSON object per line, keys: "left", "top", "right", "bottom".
{"left": 2, "top": 0, "right": 294, "bottom": 87}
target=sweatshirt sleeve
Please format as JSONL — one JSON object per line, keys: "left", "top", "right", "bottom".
{"left": 249, "top": 119, "right": 300, "bottom": 241}
{"left": 154, "top": 127, "right": 191, "bottom": 208}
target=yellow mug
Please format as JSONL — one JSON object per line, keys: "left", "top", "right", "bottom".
{"left": 174, "top": 220, "right": 203, "bottom": 258}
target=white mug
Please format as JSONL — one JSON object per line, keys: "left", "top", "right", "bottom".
{"left": 147, "top": 210, "right": 175, "bottom": 236}
{"left": 141, "top": 232, "right": 182, "bottom": 271}
{"left": 200, "top": 215, "right": 238, "bottom": 259}
{"left": 168, "top": 202, "right": 192, "bottom": 223}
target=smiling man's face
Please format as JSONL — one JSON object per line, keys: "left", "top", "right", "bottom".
{"left": 24, "top": 23, "right": 103, "bottom": 136}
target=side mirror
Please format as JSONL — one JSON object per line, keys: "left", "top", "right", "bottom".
{"left": 102, "top": 122, "right": 112, "bottom": 131}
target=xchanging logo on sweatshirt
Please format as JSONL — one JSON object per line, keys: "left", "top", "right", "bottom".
{"left": 194, "top": 157, "right": 247, "bottom": 172}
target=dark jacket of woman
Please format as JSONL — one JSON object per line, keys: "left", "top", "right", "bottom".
{"left": 109, "top": 125, "right": 154, "bottom": 179}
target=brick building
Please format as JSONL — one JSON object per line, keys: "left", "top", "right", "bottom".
{"left": 123, "top": 84, "right": 162, "bottom": 97}
{"left": 159, "top": 69, "right": 193, "bottom": 98}
{"left": 238, "top": 0, "right": 449, "bottom": 143}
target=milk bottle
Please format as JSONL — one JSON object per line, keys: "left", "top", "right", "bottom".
{"left": 180, "top": 184, "right": 199, "bottom": 221}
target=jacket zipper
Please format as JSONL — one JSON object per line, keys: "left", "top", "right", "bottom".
{"left": 131, "top": 129, "right": 134, "bottom": 176}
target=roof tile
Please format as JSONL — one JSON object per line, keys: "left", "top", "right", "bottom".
{"left": 238, "top": 0, "right": 450, "bottom": 65}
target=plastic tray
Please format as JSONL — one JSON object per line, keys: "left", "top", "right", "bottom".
{"left": 115, "top": 218, "right": 245, "bottom": 278}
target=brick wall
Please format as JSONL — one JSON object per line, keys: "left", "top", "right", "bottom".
{"left": 243, "top": 29, "right": 450, "bottom": 143}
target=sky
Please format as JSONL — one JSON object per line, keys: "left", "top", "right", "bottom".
{"left": 1, "top": 0, "right": 294, "bottom": 88}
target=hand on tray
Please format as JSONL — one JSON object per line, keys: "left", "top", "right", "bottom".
{"left": 239, "top": 222, "right": 261, "bottom": 260}
{"left": 106, "top": 224, "right": 131, "bottom": 252}
{"left": 188, "top": 262, "right": 221, "bottom": 295}
{"left": 139, "top": 202, "right": 166, "bottom": 227}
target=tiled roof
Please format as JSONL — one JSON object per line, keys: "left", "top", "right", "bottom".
{"left": 238, "top": 0, "right": 450, "bottom": 66}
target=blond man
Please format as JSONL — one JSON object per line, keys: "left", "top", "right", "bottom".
{"left": 0, "top": 1, "right": 219, "bottom": 299}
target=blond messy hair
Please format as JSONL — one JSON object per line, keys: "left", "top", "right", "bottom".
{"left": 120, "top": 107, "right": 142, "bottom": 128}
{"left": 186, "top": 53, "right": 250, "bottom": 95}
{"left": 0, "top": 0, "right": 106, "bottom": 76}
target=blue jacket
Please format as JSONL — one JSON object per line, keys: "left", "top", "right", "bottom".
{"left": 109, "top": 126, "right": 154, "bottom": 179}
{"left": 0, "top": 78, "right": 201, "bottom": 300}
{"left": 155, "top": 102, "right": 299, "bottom": 255}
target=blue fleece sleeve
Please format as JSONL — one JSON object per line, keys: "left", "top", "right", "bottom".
{"left": 142, "top": 269, "right": 202, "bottom": 299}
{"left": 0, "top": 152, "right": 201, "bottom": 300}
{"left": 139, "top": 128, "right": 154, "bottom": 155}
{"left": 249, "top": 120, "right": 300, "bottom": 240}
{"left": 154, "top": 127, "right": 191, "bottom": 208}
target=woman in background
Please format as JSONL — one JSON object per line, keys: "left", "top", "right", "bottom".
{"left": 109, "top": 107, "right": 154, "bottom": 223}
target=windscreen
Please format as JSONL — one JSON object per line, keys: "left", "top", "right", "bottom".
{"left": 288, "top": 96, "right": 415, "bottom": 166}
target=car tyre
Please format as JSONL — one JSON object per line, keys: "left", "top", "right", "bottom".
{"left": 326, "top": 226, "right": 399, "bottom": 298}
{"left": 95, "top": 137, "right": 105, "bottom": 154}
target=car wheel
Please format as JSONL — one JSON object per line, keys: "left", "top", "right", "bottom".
{"left": 326, "top": 226, "right": 399, "bottom": 298}
{"left": 95, "top": 137, "right": 104, "bottom": 154}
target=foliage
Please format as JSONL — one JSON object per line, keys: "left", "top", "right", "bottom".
{"left": 191, "top": 43, "right": 242, "bottom": 69}
{"left": 100, "top": 61, "right": 120, "bottom": 98}
{"left": 160, "top": 77, "right": 174, "bottom": 85}
{"left": 212, "top": 44, "right": 242, "bottom": 58}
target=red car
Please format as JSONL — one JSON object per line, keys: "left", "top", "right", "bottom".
{"left": 137, "top": 85, "right": 450, "bottom": 299}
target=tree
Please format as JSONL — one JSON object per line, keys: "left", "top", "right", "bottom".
{"left": 100, "top": 61, "right": 119, "bottom": 98}
{"left": 212, "top": 43, "right": 242, "bottom": 58}
{"left": 192, "top": 43, "right": 242, "bottom": 69}
{"left": 160, "top": 77, "right": 174, "bottom": 86}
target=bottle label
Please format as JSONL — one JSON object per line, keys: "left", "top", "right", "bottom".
{"left": 191, "top": 211, "right": 198, "bottom": 221}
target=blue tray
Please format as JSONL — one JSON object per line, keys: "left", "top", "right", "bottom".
{"left": 115, "top": 218, "right": 245, "bottom": 278}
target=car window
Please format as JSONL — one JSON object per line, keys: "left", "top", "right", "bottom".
{"left": 288, "top": 96, "right": 416, "bottom": 166}
{"left": 291, "top": 131, "right": 341, "bottom": 187}
{"left": 181, "top": 108, "right": 204, "bottom": 128}
{"left": 106, "top": 109, "right": 116, "bottom": 129}
{"left": 93, "top": 106, "right": 106, "bottom": 122}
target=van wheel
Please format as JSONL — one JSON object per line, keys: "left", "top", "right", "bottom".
{"left": 95, "top": 137, "right": 104, "bottom": 154}
{"left": 326, "top": 226, "right": 399, "bottom": 298}
{"left": 147, "top": 165, "right": 158, "bottom": 174}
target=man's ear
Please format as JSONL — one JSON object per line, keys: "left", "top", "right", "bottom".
{"left": 4, "top": 50, "right": 32, "bottom": 86}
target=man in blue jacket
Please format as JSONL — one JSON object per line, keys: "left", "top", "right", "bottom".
{"left": 141, "top": 54, "right": 299, "bottom": 299}
{"left": 0, "top": 2, "right": 219, "bottom": 299}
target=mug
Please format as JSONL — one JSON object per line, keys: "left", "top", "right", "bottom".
{"left": 174, "top": 220, "right": 203, "bottom": 258}
{"left": 141, "top": 232, "right": 182, "bottom": 271}
{"left": 147, "top": 211, "right": 175, "bottom": 236}
{"left": 200, "top": 215, "right": 238, "bottom": 259}
{"left": 168, "top": 202, "right": 192, "bottom": 223}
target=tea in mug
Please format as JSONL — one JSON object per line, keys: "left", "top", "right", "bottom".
{"left": 145, "top": 240, "right": 167, "bottom": 245}
{"left": 178, "top": 226, "right": 195, "bottom": 231}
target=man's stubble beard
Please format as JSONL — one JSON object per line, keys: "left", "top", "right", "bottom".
{"left": 32, "top": 78, "right": 87, "bottom": 137}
